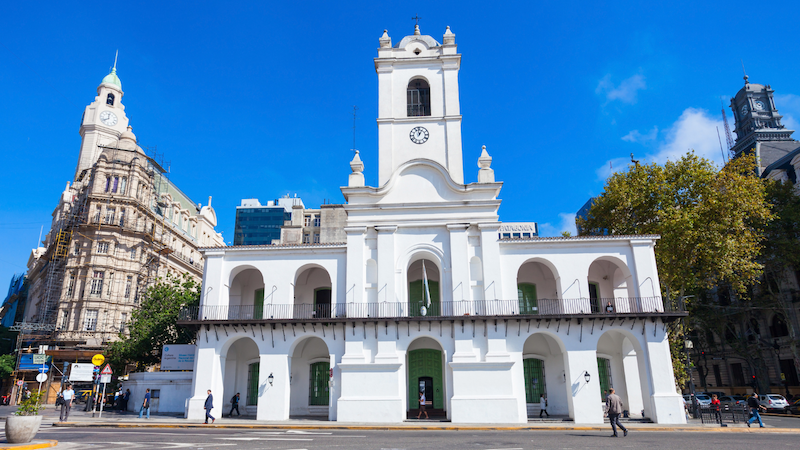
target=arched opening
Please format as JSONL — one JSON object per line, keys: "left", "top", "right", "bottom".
{"left": 406, "top": 337, "right": 445, "bottom": 418}
{"left": 407, "top": 259, "right": 440, "bottom": 316}
{"left": 587, "top": 258, "right": 635, "bottom": 313}
{"left": 770, "top": 315, "right": 789, "bottom": 337}
{"left": 294, "top": 266, "right": 332, "bottom": 318}
{"left": 222, "top": 337, "right": 260, "bottom": 417}
{"left": 407, "top": 78, "right": 431, "bottom": 117}
{"left": 596, "top": 330, "right": 649, "bottom": 419}
{"left": 229, "top": 267, "right": 265, "bottom": 319}
{"left": 517, "top": 260, "right": 559, "bottom": 315}
{"left": 106, "top": 93, "right": 115, "bottom": 105}
{"left": 522, "top": 333, "right": 568, "bottom": 419}
{"left": 290, "top": 337, "right": 330, "bottom": 417}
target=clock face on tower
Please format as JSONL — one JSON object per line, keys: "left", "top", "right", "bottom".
{"left": 409, "top": 126, "right": 429, "bottom": 144}
{"left": 99, "top": 111, "right": 118, "bottom": 126}
{"left": 740, "top": 104, "right": 748, "bottom": 116}
{"left": 754, "top": 100, "right": 766, "bottom": 111}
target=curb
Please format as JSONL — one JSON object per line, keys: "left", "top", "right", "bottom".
{"left": 0, "top": 440, "right": 58, "bottom": 450}
{"left": 50, "top": 422, "right": 800, "bottom": 433}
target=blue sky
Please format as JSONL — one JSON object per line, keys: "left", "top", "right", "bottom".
{"left": 2, "top": 1, "right": 800, "bottom": 287}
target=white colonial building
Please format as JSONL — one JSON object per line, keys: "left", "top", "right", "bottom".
{"left": 183, "top": 25, "right": 686, "bottom": 424}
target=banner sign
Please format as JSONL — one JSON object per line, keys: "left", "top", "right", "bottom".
{"left": 69, "top": 363, "right": 95, "bottom": 382}
{"left": 160, "top": 344, "right": 196, "bottom": 371}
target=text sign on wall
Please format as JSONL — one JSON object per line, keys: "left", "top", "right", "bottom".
{"left": 160, "top": 344, "right": 196, "bottom": 371}
{"left": 69, "top": 363, "right": 95, "bottom": 382}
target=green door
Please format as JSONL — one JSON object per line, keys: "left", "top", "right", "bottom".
{"left": 247, "top": 362, "right": 259, "bottom": 405}
{"left": 523, "top": 358, "right": 546, "bottom": 404}
{"left": 408, "top": 349, "right": 444, "bottom": 410}
{"left": 309, "top": 361, "right": 330, "bottom": 406}
{"left": 597, "top": 357, "right": 612, "bottom": 401}
{"left": 254, "top": 288, "right": 264, "bottom": 319}
{"left": 518, "top": 283, "right": 538, "bottom": 314}
{"left": 409, "top": 280, "right": 440, "bottom": 316}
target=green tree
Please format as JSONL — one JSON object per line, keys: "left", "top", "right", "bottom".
{"left": 107, "top": 273, "right": 200, "bottom": 372}
{"left": 577, "top": 152, "right": 774, "bottom": 386}
{"left": 0, "top": 354, "right": 16, "bottom": 379}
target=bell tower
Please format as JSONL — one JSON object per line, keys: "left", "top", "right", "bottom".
{"left": 75, "top": 54, "right": 130, "bottom": 181}
{"left": 374, "top": 25, "right": 464, "bottom": 185}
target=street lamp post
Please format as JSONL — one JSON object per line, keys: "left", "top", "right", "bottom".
{"left": 685, "top": 337, "right": 698, "bottom": 418}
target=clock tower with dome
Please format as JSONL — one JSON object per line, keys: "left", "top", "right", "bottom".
{"left": 375, "top": 25, "right": 464, "bottom": 185}
{"left": 75, "top": 54, "right": 130, "bottom": 182}
{"left": 730, "top": 74, "right": 796, "bottom": 173}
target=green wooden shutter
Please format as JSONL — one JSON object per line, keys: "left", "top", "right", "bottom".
{"left": 517, "top": 283, "right": 538, "bottom": 314}
{"left": 247, "top": 362, "right": 259, "bottom": 405}
{"left": 309, "top": 362, "right": 330, "bottom": 406}
{"left": 407, "top": 349, "right": 443, "bottom": 409}
{"left": 523, "top": 358, "right": 546, "bottom": 404}
{"left": 597, "top": 357, "right": 612, "bottom": 401}
{"left": 254, "top": 288, "right": 264, "bottom": 319}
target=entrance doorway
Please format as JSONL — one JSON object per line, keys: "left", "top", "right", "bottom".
{"left": 314, "top": 288, "right": 332, "bottom": 318}
{"left": 407, "top": 348, "right": 444, "bottom": 416}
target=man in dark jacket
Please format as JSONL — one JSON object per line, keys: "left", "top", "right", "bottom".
{"left": 606, "top": 388, "right": 628, "bottom": 437}
{"left": 204, "top": 389, "right": 215, "bottom": 424}
{"left": 229, "top": 392, "right": 241, "bottom": 417}
{"left": 746, "top": 393, "right": 765, "bottom": 428}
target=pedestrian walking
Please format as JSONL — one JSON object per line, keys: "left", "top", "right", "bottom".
{"left": 229, "top": 392, "right": 241, "bottom": 417}
{"left": 138, "top": 388, "right": 151, "bottom": 419}
{"left": 746, "top": 393, "right": 766, "bottom": 428}
{"left": 59, "top": 384, "right": 75, "bottom": 422}
{"left": 711, "top": 394, "right": 722, "bottom": 424}
{"left": 606, "top": 388, "right": 628, "bottom": 437}
{"left": 123, "top": 389, "right": 130, "bottom": 411}
{"left": 539, "top": 394, "right": 549, "bottom": 418}
{"left": 416, "top": 391, "right": 429, "bottom": 419}
{"left": 204, "top": 389, "right": 215, "bottom": 424}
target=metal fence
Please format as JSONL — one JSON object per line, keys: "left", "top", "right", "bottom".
{"left": 179, "top": 296, "right": 677, "bottom": 322}
{"left": 696, "top": 404, "right": 750, "bottom": 424}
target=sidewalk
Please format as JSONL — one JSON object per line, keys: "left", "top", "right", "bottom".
{"left": 2, "top": 405, "right": 799, "bottom": 433}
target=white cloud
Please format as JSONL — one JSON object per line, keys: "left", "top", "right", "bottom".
{"left": 621, "top": 126, "right": 658, "bottom": 143}
{"left": 596, "top": 108, "right": 725, "bottom": 180}
{"left": 538, "top": 213, "right": 578, "bottom": 237}
{"left": 775, "top": 93, "right": 800, "bottom": 132}
{"left": 596, "top": 73, "right": 646, "bottom": 104}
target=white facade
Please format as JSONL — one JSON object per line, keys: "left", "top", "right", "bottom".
{"left": 185, "top": 26, "right": 685, "bottom": 424}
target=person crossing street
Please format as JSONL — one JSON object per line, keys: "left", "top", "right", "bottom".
{"left": 204, "top": 389, "right": 215, "bottom": 424}
{"left": 606, "top": 388, "right": 628, "bottom": 437}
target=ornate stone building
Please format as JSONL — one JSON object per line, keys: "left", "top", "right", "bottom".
{"left": 23, "top": 60, "right": 224, "bottom": 349}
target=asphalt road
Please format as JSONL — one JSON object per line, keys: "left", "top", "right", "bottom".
{"left": 23, "top": 428, "right": 800, "bottom": 450}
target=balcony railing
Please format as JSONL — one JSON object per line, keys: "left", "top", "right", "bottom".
{"left": 178, "top": 296, "right": 681, "bottom": 322}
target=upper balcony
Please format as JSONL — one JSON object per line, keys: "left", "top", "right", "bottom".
{"left": 177, "top": 296, "right": 686, "bottom": 326}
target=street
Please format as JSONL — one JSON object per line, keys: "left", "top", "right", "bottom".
{"left": 22, "top": 427, "right": 800, "bottom": 450}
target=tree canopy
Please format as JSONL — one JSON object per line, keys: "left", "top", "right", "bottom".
{"left": 107, "top": 272, "right": 200, "bottom": 372}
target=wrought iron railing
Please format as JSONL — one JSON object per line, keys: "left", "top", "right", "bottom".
{"left": 178, "top": 297, "right": 678, "bottom": 322}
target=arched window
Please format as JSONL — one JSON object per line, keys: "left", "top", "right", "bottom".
{"left": 770, "top": 315, "right": 789, "bottom": 338}
{"left": 407, "top": 79, "right": 430, "bottom": 117}
{"left": 106, "top": 93, "right": 115, "bottom": 106}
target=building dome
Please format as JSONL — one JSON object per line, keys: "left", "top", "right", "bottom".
{"left": 101, "top": 67, "right": 122, "bottom": 89}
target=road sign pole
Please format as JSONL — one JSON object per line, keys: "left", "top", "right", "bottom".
{"left": 98, "top": 382, "right": 107, "bottom": 419}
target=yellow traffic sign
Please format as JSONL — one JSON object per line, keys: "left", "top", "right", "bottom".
{"left": 92, "top": 354, "right": 105, "bottom": 366}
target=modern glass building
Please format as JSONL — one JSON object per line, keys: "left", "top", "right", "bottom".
{"left": 233, "top": 198, "right": 299, "bottom": 245}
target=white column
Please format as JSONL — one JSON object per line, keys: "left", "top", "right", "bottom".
{"left": 344, "top": 227, "right": 366, "bottom": 305}
{"left": 256, "top": 353, "right": 290, "bottom": 420}
{"left": 642, "top": 323, "right": 686, "bottom": 423}
{"left": 478, "top": 223, "right": 502, "bottom": 301}
{"left": 376, "top": 226, "right": 397, "bottom": 305}
{"left": 186, "top": 343, "right": 222, "bottom": 419}
{"left": 564, "top": 349, "right": 604, "bottom": 424}
{"left": 447, "top": 224, "right": 469, "bottom": 302}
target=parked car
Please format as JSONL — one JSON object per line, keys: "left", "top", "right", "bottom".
{"left": 759, "top": 394, "right": 789, "bottom": 412}
{"left": 702, "top": 391, "right": 726, "bottom": 399}
{"left": 786, "top": 399, "right": 800, "bottom": 415}
{"left": 694, "top": 394, "right": 712, "bottom": 406}
{"left": 720, "top": 395, "right": 746, "bottom": 406}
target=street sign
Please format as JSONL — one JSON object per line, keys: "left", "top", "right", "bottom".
{"left": 69, "top": 363, "right": 95, "bottom": 382}
{"left": 92, "top": 354, "right": 105, "bottom": 366}
{"left": 36, "top": 373, "right": 47, "bottom": 383}
{"left": 101, "top": 364, "right": 112, "bottom": 375}
{"left": 16, "top": 380, "right": 23, "bottom": 386}
{"left": 32, "top": 354, "right": 47, "bottom": 364}
{"left": 100, "top": 374, "right": 111, "bottom": 384}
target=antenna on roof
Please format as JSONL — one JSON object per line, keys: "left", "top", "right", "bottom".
{"left": 351, "top": 105, "right": 358, "bottom": 153}
{"left": 741, "top": 59, "right": 748, "bottom": 84}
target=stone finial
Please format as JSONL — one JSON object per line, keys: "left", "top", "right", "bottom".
{"left": 118, "top": 126, "right": 137, "bottom": 150}
{"left": 414, "top": 24, "right": 421, "bottom": 35}
{"left": 349, "top": 150, "right": 365, "bottom": 187}
{"left": 443, "top": 26, "right": 455, "bottom": 45}
{"left": 379, "top": 29, "right": 391, "bottom": 48}
{"left": 477, "top": 145, "right": 495, "bottom": 183}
